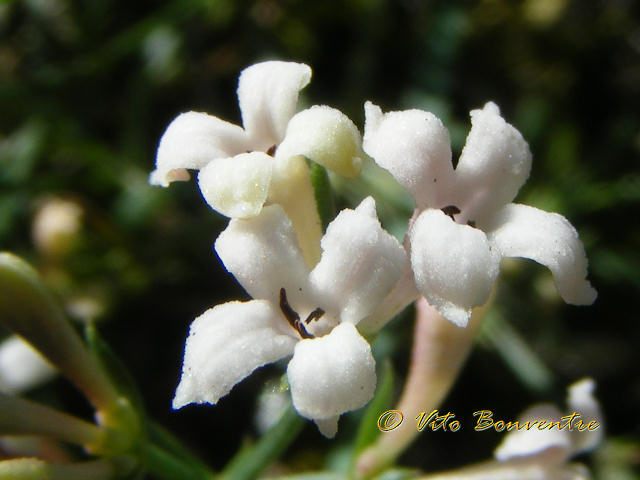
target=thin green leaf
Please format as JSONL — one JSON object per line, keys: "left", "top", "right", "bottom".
{"left": 220, "top": 403, "right": 304, "bottom": 480}
{"left": 147, "top": 421, "right": 214, "bottom": 479}
{"left": 478, "top": 311, "right": 554, "bottom": 392}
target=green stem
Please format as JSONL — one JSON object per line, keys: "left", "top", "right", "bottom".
{"left": 137, "top": 442, "right": 214, "bottom": 480}
{"left": 220, "top": 404, "right": 304, "bottom": 480}
{"left": 147, "top": 421, "right": 215, "bottom": 479}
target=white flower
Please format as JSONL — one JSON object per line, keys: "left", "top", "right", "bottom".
{"left": 151, "top": 61, "right": 363, "bottom": 266}
{"left": 419, "top": 379, "right": 602, "bottom": 480}
{"left": 0, "top": 335, "right": 56, "bottom": 394}
{"left": 492, "top": 379, "right": 603, "bottom": 478}
{"left": 172, "top": 197, "right": 407, "bottom": 437}
{"left": 363, "top": 101, "right": 597, "bottom": 327}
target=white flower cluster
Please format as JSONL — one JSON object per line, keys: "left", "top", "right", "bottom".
{"left": 151, "top": 61, "right": 596, "bottom": 437}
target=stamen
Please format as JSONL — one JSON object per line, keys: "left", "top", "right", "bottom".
{"left": 304, "top": 307, "right": 325, "bottom": 324}
{"left": 266, "top": 144, "right": 277, "bottom": 156}
{"left": 279, "top": 288, "right": 313, "bottom": 339}
{"left": 467, "top": 220, "right": 476, "bottom": 228}
{"left": 441, "top": 205, "right": 461, "bottom": 221}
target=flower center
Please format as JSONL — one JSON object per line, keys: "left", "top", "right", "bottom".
{"left": 279, "top": 287, "right": 324, "bottom": 339}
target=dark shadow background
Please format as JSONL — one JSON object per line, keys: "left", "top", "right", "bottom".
{"left": 1, "top": 0, "right": 638, "bottom": 478}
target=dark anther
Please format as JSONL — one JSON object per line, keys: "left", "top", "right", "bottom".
{"left": 467, "top": 220, "right": 476, "bottom": 228}
{"left": 304, "top": 307, "right": 325, "bottom": 324}
{"left": 441, "top": 205, "right": 461, "bottom": 220}
{"left": 266, "top": 144, "right": 277, "bottom": 156}
{"left": 279, "top": 288, "right": 314, "bottom": 339}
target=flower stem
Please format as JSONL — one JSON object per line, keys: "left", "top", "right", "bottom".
{"left": 0, "top": 393, "right": 107, "bottom": 450}
{"left": 356, "top": 297, "right": 488, "bottom": 478}
{"left": 0, "top": 457, "right": 133, "bottom": 480}
{"left": 0, "top": 253, "right": 120, "bottom": 414}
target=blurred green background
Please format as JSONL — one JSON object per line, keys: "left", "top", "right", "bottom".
{"left": 1, "top": 0, "right": 638, "bottom": 478}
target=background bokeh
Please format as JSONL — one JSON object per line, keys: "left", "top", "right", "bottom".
{"left": 1, "top": 0, "right": 638, "bottom": 478}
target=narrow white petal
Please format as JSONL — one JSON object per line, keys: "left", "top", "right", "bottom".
{"left": 172, "top": 300, "right": 296, "bottom": 409}
{"left": 197, "top": 152, "right": 272, "bottom": 218}
{"left": 0, "top": 336, "right": 56, "bottom": 394}
{"left": 215, "top": 205, "right": 310, "bottom": 306}
{"left": 287, "top": 323, "right": 376, "bottom": 421}
{"left": 314, "top": 416, "right": 339, "bottom": 438}
{"left": 566, "top": 378, "right": 603, "bottom": 454}
{"left": 486, "top": 203, "right": 597, "bottom": 305}
{"left": 275, "top": 105, "right": 362, "bottom": 178}
{"left": 237, "top": 61, "right": 311, "bottom": 149}
{"left": 410, "top": 209, "right": 501, "bottom": 327}
{"left": 309, "top": 197, "right": 407, "bottom": 324}
{"left": 363, "top": 101, "right": 454, "bottom": 209}
{"left": 150, "top": 111, "right": 248, "bottom": 186}
{"left": 494, "top": 405, "right": 572, "bottom": 464}
{"left": 455, "top": 102, "right": 532, "bottom": 221}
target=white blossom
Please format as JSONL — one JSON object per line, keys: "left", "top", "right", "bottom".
{"left": 172, "top": 197, "right": 406, "bottom": 437}
{"left": 150, "top": 61, "right": 363, "bottom": 266}
{"left": 0, "top": 335, "right": 56, "bottom": 394}
{"left": 363, "top": 101, "right": 597, "bottom": 327}
{"left": 420, "top": 379, "right": 602, "bottom": 480}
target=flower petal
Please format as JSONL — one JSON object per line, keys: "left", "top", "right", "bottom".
{"left": 363, "top": 101, "right": 454, "bottom": 209}
{"left": 197, "top": 152, "right": 272, "bottom": 218}
{"left": 237, "top": 61, "right": 312, "bottom": 149}
{"left": 494, "top": 404, "right": 571, "bottom": 464}
{"left": 275, "top": 105, "right": 363, "bottom": 178}
{"left": 454, "top": 102, "right": 532, "bottom": 221}
{"left": 172, "top": 300, "right": 296, "bottom": 409}
{"left": 215, "top": 205, "right": 310, "bottom": 306}
{"left": 150, "top": 111, "right": 248, "bottom": 187}
{"left": 410, "top": 209, "right": 501, "bottom": 327}
{"left": 314, "top": 416, "right": 339, "bottom": 438}
{"left": 485, "top": 203, "right": 597, "bottom": 305}
{"left": 309, "top": 197, "right": 407, "bottom": 324}
{"left": 566, "top": 378, "right": 603, "bottom": 454}
{"left": 287, "top": 323, "right": 376, "bottom": 421}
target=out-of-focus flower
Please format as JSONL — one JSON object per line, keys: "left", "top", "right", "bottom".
{"left": 172, "top": 197, "right": 406, "bottom": 437}
{"left": 32, "top": 198, "right": 83, "bottom": 258}
{"left": 0, "top": 335, "right": 56, "bottom": 394}
{"left": 420, "top": 379, "right": 603, "bottom": 480}
{"left": 151, "top": 61, "right": 363, "bottom": 265}
{"left": 495, "top": 379, "right": 602, "bottom": 463}
{"left": 364, "top": 101, "right": 596, "bottom": 327}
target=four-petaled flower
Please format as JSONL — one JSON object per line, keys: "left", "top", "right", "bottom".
{"left": 363, "top": 101, "right": 597, "bottom": 327}
{"left": 172, "top": 197, "right": 407, "bottom": 437}
{"left": 151, "top": 61, "right": 363, "bottom": 266}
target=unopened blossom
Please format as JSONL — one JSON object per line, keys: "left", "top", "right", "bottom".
{"left": 0, "top": 335, "right": 56, "bottom": 394}
{"left": 364, "top": 101, "right": 597, "bottom": 327}
{"left": 151, "top": 61, "right": 363, "bottom": 266}
{"left": 172, "top": 197, "right": 406, "bottom": 437}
